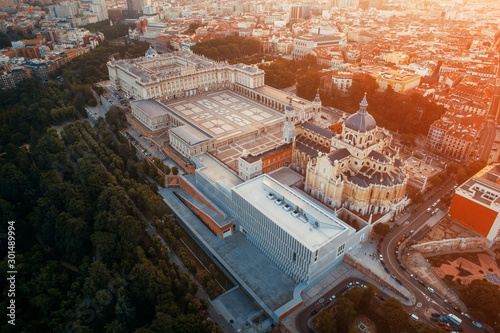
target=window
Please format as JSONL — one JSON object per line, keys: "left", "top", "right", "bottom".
{"left": 337, "top": 243, "right": 345, "bottom": 256}
{"left": 314, "top": 250, "right": 318, "bottom": 262}
{"left": 293, "top": 252, "right": 297, "bottom": 261}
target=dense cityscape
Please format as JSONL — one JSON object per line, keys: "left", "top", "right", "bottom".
{"left": 1, "top": 0, "right": 500, "bottom": 333}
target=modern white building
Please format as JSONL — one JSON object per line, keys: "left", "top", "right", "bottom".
{"left": 292, "top": 33, "right": 347, "bottom": 58}
{"left": 232, "top": 174, "right": 368, "bottom": 282}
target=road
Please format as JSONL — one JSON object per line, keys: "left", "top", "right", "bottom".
{"left": 295, "top": 278, "right": 387, "bottom": 333}
{"left": 294, "top": 179, "right": 483, "bottom": 333}
{"left": 381, "top": 179, "right": 482, "bottom": 333}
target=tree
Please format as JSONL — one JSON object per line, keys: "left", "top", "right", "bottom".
{"left": 383, "top": 298, "right": 409, "bottom": 333}
{"left": 0, "top": 31, "right": 11, "bottom": 48}
{"left": 373, "top": 222, "right": 390, "bottom": 238}
{"left": 296, "top": 71, "right": 321, "bottom": 100}
{"left": 334, "top": 297, "right": 356, "bottom": 332}
{"left": 314, "top": 310, "right": 337, "bottom": 333}
{"left": 460, "top": 279, "right": 500, "bottom": 328}
{"left": 172, "top": 166, "right": 179, "bottom": 175}
{"left": 409, "top": 191, "right": 424, "bottom": 205}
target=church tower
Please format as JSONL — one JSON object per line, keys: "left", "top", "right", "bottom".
{"left": 312, "top": 90, "right": 322, "bottom": 119}
{"left": 283, "top": 100, "right": 296, "bottom": 143}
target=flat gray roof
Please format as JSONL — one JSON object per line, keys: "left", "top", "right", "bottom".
{"left": 194, "top": 153, "right": 243, "bottom": 189}
{"left": 170, "top": 125, "right": 211, "bottom": 145}
{"left": 233, "top": 175, "right": 351, "bottom": 251}
{"left": 131, "top": 99, "right": 169, "bottom": 118}
{"left": 254, "top": 85, "right": 312, "bottom": 109}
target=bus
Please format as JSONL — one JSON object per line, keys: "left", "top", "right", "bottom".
{"left": 447, "top": 313, "right": 462, "bottom": 326}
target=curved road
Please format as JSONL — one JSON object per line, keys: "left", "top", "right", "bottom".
{"left": 295, "top": 179, "right": 483, "bottom": 333}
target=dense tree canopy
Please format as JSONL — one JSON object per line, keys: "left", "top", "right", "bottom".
{"left": 82, "top": 20, "right": 131, "bottom": 40}
{"left": 0, "top": 43, "right": 219, "bottom": 333}
{"left": 191, "top": 36, "right": 261, "bottom": 60}
{"left": 259, "top": 54, "right": 323, "bottom": 94}
{"left": 0, "top": 31, "right": 11, "bottom": 48}
{"left": 321, "top": 74, "right": 446, "bottom": 136}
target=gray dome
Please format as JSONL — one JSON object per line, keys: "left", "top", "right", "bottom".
{"left": 345, "top": 94, "right": 376, "bottom": 132}
{"left": 145, "top": 46, "right": 158, "bottom": 57}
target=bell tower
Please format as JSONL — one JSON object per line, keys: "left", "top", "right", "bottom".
{"left": 312, "top": 90, "right": 322, "bottom": 119}
{"left": 283, "top": 99, "right": 296, "bottom": 143}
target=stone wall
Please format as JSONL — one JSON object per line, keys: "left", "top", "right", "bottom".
{"left": 344, "top": 254, "right": 408, "bottom": 300}
{"left": 412, "top": 237, "right": 489, "bottom": 254}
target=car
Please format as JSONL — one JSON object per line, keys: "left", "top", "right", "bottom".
{"left": 379, "top": 253, "right": 383, "bottom": 260}
{"left": 348, "top": 282, "right": 354, "bottom": 288}
{"left": 390, "top": 274, "right": 397, "bottom": 279}
{"left": 410, "top": 229, "right": 415, "bottom": 234}
{"left": 431, "top": 313, "right": 441, "bottom": 317}
{"left": 409, "top": 313, "right": 419, "bottom": 321}
{"left": 427, "top": 287, "right": 435, "bottom": 293}
{"left": 384, "top": 267, "right": 390, "bottom": 274}
{"left": 472, "top": 321, "right": 483, "bottom": 328}
{"left": 361, "top": 284, "right": 367, "bottom": 289}
{"left": 461, "top": 312, "right": 471, "bottom": 319}
{"left": 426, "top": 207, "right": 432, "bottom": 213}
{"left": 329, "top": 295, "right": 336, "bottom": 302}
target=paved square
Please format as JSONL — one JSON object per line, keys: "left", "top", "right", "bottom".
{"left": 164, "top": 90, "right": 283, "bottom": 141}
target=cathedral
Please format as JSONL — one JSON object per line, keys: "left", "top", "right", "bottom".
{"left": 300, "top": 94, "right": 409, "bottom": 217}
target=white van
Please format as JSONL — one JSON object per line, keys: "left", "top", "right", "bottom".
{"left": 410, "top": 313, "right": 419, "bottom": 321}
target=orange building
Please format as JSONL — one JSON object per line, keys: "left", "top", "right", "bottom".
{"left": 238, "top": 144, "right": 292, "bottom": 181}
{"left": 449, "top": 164, "right": 500, "bottom": 246}
{"left": 178, "top": 177, "right": 234, "bottom": 239}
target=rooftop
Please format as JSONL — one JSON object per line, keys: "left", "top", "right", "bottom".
{"left": 131, "top": 99, "right": 169, "bottom": 118}
{"left": 169, "top": 125, "right": 211, "bottom": 145}
{"left": 233, "top": 174, "right": 353, "bottom": 252}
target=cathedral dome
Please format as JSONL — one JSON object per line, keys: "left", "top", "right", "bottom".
{"left": 145, "top": 46, "right": 158, "bottom": 58}
{"left": 344, "top": 94, "right": 376, "bottom": 132}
